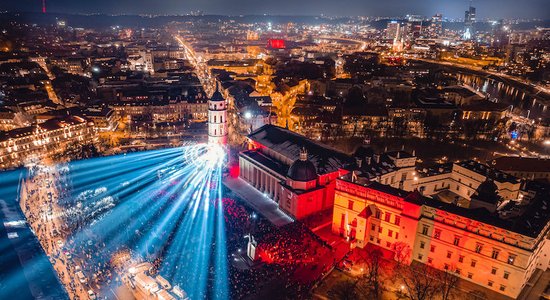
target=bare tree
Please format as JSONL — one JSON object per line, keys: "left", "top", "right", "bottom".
{"left": 400, "top": 263, "right": 440, "bottom": 300}
{"left": 437, "top": 268, "right": 460, "bottom": 300}
{"left": 357, "top": 249, "right": 385, "bottom": 300}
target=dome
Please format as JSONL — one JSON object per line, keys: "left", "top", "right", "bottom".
{"left": 287, "top": 147, "right": 318, "bottom": 182}
{"left": 287, "top": 159, "right": 318, "bottom": 182}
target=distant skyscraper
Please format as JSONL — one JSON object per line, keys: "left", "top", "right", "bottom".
{"left": 430, "top": 14, "right": 443, "bottom": 38}
{"left": 464, "top": 2, "right": 476, "bottom": 40}
{"left": 386, "top": 21, "right": 401, "bottom": 40}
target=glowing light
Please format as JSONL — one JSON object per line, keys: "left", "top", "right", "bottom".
{"left": 244, "top": 111, "right": 252, "bottom": 120}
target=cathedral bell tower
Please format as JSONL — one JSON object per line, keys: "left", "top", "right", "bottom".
{"left": 208, "top": 82, "right": 228, "bottom": 145}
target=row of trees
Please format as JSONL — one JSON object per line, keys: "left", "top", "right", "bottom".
{"left": 329, "top": 243, "right": 487, "bottom": 300}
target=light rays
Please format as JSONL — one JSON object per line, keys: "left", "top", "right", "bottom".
{"left": 14, "top": 143, "right": 229, "bottom": 299}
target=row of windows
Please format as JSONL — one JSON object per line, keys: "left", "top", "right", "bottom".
{"left": 422, "top": 226, "right": 517, "bottom": 265}
{"left": 420, "top": 254, "right": 510, "bottom": 291}
{"left": 371, "top": 224, "right": 400, "bottom": 240}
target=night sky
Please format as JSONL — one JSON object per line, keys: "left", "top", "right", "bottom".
{"left": 0, "top": 0, "right": 548, "bottom": 19}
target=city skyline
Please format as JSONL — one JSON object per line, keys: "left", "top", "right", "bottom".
{"left": 0, "top": 0, "right": 549, "bottom": 19}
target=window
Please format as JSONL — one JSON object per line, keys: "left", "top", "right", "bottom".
{"left": 422, "top": 226, "right": 429, "bottom": 235}
{"left": 458, "top": 255, "right": 464, "bottom": 263}
{"left": 375, "top": 210, "right": 381, "bottom": 219}
{"left": 453, "top": 236, "right": 461, "bottom": 246}
{"left": 446, "top": 251, "right": 452, "bottom": 259}
{"left": 488, "top": 281, "right": 494, "bottom": 287}
{"left": 420, "top": 241, "right": 425, "bottom": 249}
{"left": 499, "top": 285, "right": 506, "bottom": 292}
{"left": 430, "top": 245, "right": 436, "bottom": 253}
{"left": 434, "top": 229, "right": 441, "bottom": 239}
{"left": 444, "top": 264, "right": 449, "bottom": 270}
{"left": 455, "top": 268, "right": 461, "bottom": 274}
{"left": 475, "top": 243, "right": 483, "bottom": 253}
{"left": 348, "top": 200, "right": 354, "bottom": 210}
{"left": 395, "top": 232, "right": 399, "bottom": 239}
{"left": 418, "top": 254, "right": 423, "bottom": 260}
{"left": 386, "top": 241, "right": 392, "bottom": 248}
{"left": 428, "top": 258, "right": 433, "bottom": 264}
{"left": 503, "top": 272, "right": 510, "bottom": 280}
{"left": 369, "top": 236, "right": 374, "bottom": 241}
{"left": 467, "top": 273, "right": 473, "bottom": 279}
{"left": 377, "top": 238, "right": 381, "bottom": 244}
{"left": 385, "top": 213, "right": 391, "bottom": 222}
{"left": 471, "top": 260, "right": 477, "bottom": 267}
{"left": 379, "top": 226, "right": 383, "bottom": 233}
{"left": 395, "top": 216, "right": 401, "bottom": 226}
{"left": 507, "top": 254, "right": 516, "bottom": 265}
{"left": 491, "top": 267, "right": 497, "bottom": 275}
{"left": 491, "top": 249, "right": 500, "bottom": 259}
{"left": 388, "top": 230, "right": 393, "bottom": 238}
{"left": 371, "top": 224, "right": 376, "bottom": 231}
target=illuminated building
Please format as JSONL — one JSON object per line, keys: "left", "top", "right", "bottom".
{"left": 489, "top": 156, "right": 550, "bottom": 182}
{"left": 0, "top": 115, "right": 97, "bottom": 168}
{"left": 412, "top": 160, "right": 521, "bottom": 204}
{"left": 238, "top": 125, "right": 417, "bottom": 219}
{"left": 208, "top": 83, "right": 227, "bottom": 145}
{"left": 267, "top": 39, "right": 286, "bottom": 50}
{"left": 464, "top": 3, "right": 476, "bottom": 40}
{"left": 332, "top": 170, "right": 550, "bottom": 299}
{"left": 239, "top": 125, "right": 351, "bottom": 219}
{"left": 386, "top": 21, "right": 401, "bottom": 41}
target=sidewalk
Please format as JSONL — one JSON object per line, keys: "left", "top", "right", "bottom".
{"left": 223, "top": 176, "right": 293, "bottom": 227}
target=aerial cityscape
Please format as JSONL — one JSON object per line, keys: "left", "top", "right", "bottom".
{"left": 0, "top": 1, "right": 549, "bottom": 300}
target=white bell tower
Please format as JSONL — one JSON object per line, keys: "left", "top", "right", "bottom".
{"left": 208, "top": 83, "right": 228, "bottom": 145}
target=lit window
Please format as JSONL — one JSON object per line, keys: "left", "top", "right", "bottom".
{"left": 507, "top": 254, "right": 516, "bottom": 265}
{"left": 388, "top": 230, "right": 393, "bottom": 237}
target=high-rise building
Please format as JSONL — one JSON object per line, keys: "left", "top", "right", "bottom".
{"left": 464, "top": 3, "right": 476, "bottom": 40}
{"left": 208, "top": 83, "right": 228, "bottom": 145}
{"left": 386, "top": 21, "right": 401, "bottom": 40}
{"left": 430, "top": 14, "right": 443, "bottom": 38}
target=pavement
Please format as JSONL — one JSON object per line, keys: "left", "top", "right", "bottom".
{"left": 223, "top": 176, "right": 293, "bottom": 227}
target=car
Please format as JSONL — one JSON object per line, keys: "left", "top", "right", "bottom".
{"left": 76, "top": 271, "right": 86, "bottom": 284}
{"left": 87, "top": 289, "right": 96, "bottom": 300}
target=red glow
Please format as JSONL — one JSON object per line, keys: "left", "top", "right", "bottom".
{"left": 267, "top": 39, "right": 286, "bottom": 49}
{"left": 229, "top": 164, "right": 240, "bottom": 178}
{"left": 42, "top": 0, "right": 46, "bottom": 13}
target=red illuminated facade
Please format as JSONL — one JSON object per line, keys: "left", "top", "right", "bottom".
{"left": 332, "top": 174, "right": 550, "bottom": 298}
{"left": 267, "top": 39, "right": 286, "bottom": 49}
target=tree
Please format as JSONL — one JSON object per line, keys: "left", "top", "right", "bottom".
{"left": 400, "top": 264, "right": 440, "bottom": 300}
{"left": 357, "top": 249, "right": 384, "bottom": 300}
{"left": 437, "top": 268, "right": 460, "bottom": 300}
{"left": 329, "top": 279, "right": 359, "bottom": 300}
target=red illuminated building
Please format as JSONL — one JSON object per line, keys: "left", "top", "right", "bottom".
{"left": 267, "top": 39, "right": 286, "bottom": 49}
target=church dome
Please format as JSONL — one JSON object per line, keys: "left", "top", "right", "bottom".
{"left": 287, "top": 148, "right": 318, "bottom": 182}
